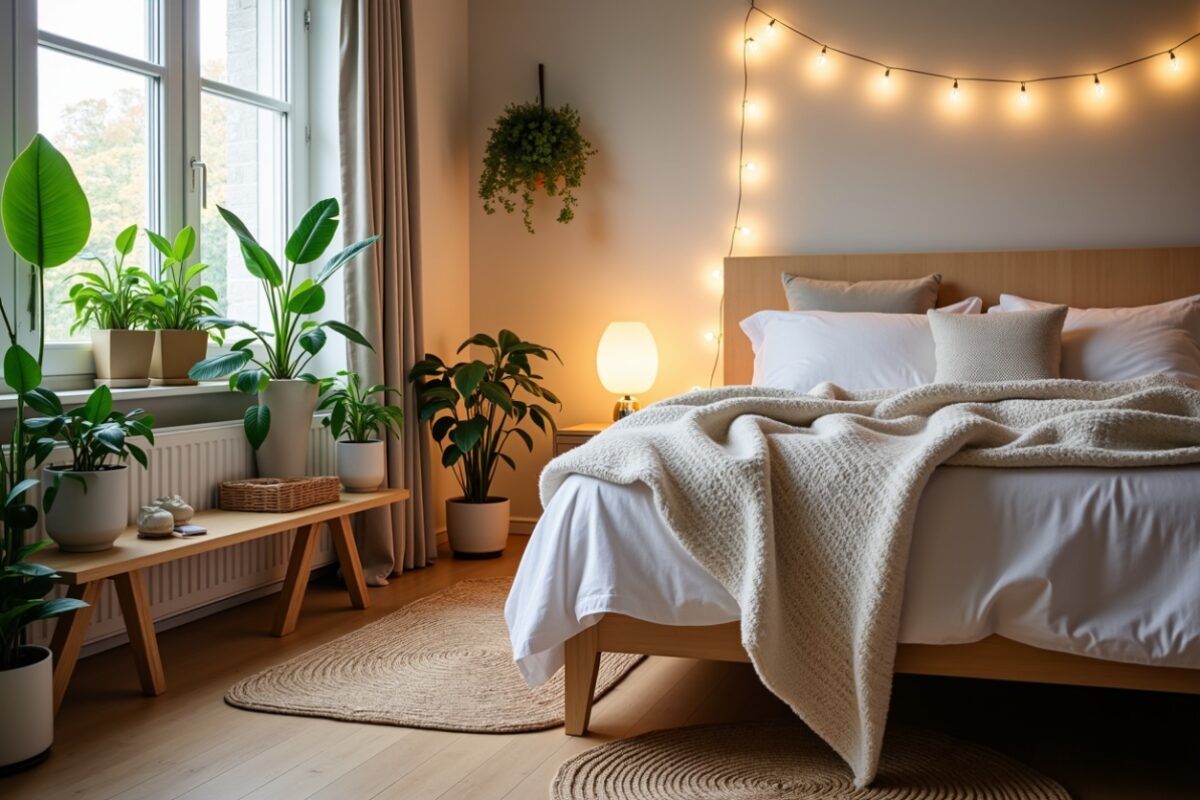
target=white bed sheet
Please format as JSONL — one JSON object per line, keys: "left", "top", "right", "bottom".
{"left": 507, "top": 466, "right": 1200, "bottom": 686}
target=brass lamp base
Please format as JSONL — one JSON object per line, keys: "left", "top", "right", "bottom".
{"left": 612, "top": 395, "right": 640, "bottom": 421}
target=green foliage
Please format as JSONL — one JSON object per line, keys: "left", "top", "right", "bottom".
{"left": 67, "top": 224, "right": 156, "bottom": 332}
{"left": 142, "top": 226, "right": 223, "bottom": 337}
{"left": 410, "top": 330, "right": 560, "bottom": 503}
{"left": 27, "top": 384, "right": 155, "bottom": 473}
{"left": 0, "top": 135, "right": 97, "bottom": 670}
{"left": 478, "top": 102, "right": 596, "bottom": 234}
{"left": 318, "top": 370, "right": 405, "bottom": 443}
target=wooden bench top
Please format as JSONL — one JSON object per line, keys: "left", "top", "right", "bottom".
{"left": 37, "top": 488, "right": 410, "bottom": 585}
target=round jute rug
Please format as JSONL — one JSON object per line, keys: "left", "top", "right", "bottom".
{"left": 552, "top": 721, "right": 1071, "bottom": 799}
{"left": 225, "top": 577, "right": 641, "bottom": 732}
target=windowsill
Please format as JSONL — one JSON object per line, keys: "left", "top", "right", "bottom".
{"left": 0, "top": 381, "right": 234, "bottom": 411}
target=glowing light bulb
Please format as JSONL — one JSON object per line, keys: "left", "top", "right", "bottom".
{"left": 765, "top": 19, "right": 778, "bottom": 39}
{"left": 744, "top": 100, "right": 761, "bottom": 116}
{"left": 1019, "top": 82, "right": 1029, "bottom": 106}
{"left": 1093, "top": 74, "right": 1104, "bottom": 98}
{"left": 703, "top": 331, "right": 717, "bottom": 343}
{"left": 950, "top": 78, "right": 960, "bottom": 102}
{"left": 737, "top": 225, "right": 751, "bottom": 238}
{"left": 743, "top": 161, "right": 758, "bottom": 173}
{"left": 1170, "top": 51, "right": 1180, "bottom": 72}
{"left": 745, "top": 37, "right": 759, "bottom": 54}
{"left": 881, "top": 67, "right": 891, "bottom": 87}
{"left": 816, "top": 45, "right": 827, "bottom": 66}
{"left": 711, "top": 268, "right": 722, "bottom": 281}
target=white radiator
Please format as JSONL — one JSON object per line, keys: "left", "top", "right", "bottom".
{"left": 28, "top": 418, "right": 336, "bottom": 652}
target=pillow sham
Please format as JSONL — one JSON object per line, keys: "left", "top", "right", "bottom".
{"left": 781, "top": 272, "right": 942, "bottom": 313}
{"left": 928, "top": 305, "right": 1067, "bottom": 383}
{"left": 989, "top": 293, "right": 1200, "bottom": 383}
{"left": 740, "top": 297, "right": 982, "bottom": 392}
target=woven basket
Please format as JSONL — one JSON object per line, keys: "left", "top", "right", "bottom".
{"left": 219, "top": 477, "right": 341, "bottom": 513}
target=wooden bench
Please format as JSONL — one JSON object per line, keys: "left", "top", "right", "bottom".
{"left": 36, "top": 488, "right": 410, "bottom": 712}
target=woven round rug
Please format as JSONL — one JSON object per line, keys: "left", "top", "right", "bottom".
{"left": 226, "top": 577, "right": 641, "bottom": 732}
{"left": 552, "top": 721, "right": 1070, "bottom": 799}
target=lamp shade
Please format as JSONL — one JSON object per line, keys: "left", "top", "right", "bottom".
{"left": 596, "top": 322, "right": 658, "bottom": 396}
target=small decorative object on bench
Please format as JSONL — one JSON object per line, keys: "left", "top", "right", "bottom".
{"left": 154, "top": 495, "right": 194, "bottom": 523}
{"left": 219, "top": 477, "right": 341, "bottom": 513}
{"left": 137, "top": 506, "right": 175, "bottom": 539}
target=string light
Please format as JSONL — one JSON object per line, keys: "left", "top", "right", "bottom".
{"left": 950, "top": 78, "right": 960, "bottom": 102}
{"left": 1170, "top": 50, "right": 1180, "bottom": 71}
{"left": 816, "top": 45, "right": 828, "bottom": 66}
{"left": 745, "top": 36, "right": 759, "bottom": 54}
{"left": 1093, "top": 74, "right": 1104, "bottom": 98}
{"left": 703, "top": 331, "right": 717, "bottom": 343}
{"left": 765, "top": 19, "right": 778, "bottom": 38}
{"left": 881, "top": 67, "right": 891, "bottom": 87}
{"left": 1019, "top": 81, "right": 1029, "bottom": 106}
{"left": 744, "top": 99, "right": 761, "bottom": 116}
{"left": 743, "top": 160, "right": 758, "bottom": 173}
{"left": 737, "top": 224, "right": 752, "bottom": 237}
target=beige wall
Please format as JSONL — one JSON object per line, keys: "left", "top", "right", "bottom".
{"left": 465, "top": 0, "right": 1200, "bottom": 518}
{"left": 410, "top": 0, "right": 471, "bottom": 528}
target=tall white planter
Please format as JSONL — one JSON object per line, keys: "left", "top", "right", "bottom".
{"left": 42, "top": 465, "right": 130, "bottom": 552}
{"left": 336, "top": 440, "right": 386, "bottom": 492}
{"left": 256, "top": 379, "right": 319, "bottom": 478}
{"left": 0, "top": 646, "right": 54, "bottom": 772}
{"left": 446, "top": 497, "right": 510, "bottom": 558}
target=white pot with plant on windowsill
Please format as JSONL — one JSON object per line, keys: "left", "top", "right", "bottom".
{"left": 67, "top": 224, "right": 157, "bottom": 388}
{"left": 318, "top": 370, "right": 405, "bottom": 492}
{"left": 142, "top": 225, "right": 223, "bottom": 386}
{"left": 410, "top": 330, "right": 561, "bottom": 558}
{"left": 186, "top": 199, "right": 381, "bottom": 477}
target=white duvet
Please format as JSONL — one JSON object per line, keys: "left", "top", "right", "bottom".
{"left": 507, "top": 466, "right": 1200, "bottom": 686}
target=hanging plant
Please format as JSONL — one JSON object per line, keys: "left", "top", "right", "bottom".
{"left": 478, "top": 101, "right": 596, "bottom": 234}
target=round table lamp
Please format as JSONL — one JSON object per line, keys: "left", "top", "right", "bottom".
{"left": 596, "top": 322, "right": 658, "bottom": 420}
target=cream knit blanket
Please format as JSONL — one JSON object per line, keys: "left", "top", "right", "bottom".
{"left": 540, "top": 376, "right": 1200, "bottom": 786}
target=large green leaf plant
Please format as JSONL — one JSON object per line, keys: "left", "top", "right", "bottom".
{"left": 187, "top": 199, "right": 380, "bottom": 449}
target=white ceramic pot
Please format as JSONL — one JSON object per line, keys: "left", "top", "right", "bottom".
{"left": 255, "top": 379, "right": 319, "bottom": 478}
{"left": 337, "top": 440, "right": 386, "bottom": 492}
{"left": 0, "top": 646, "right": 54, "bottom": 773}
{"left": 42, "top": 465, "right": 130, "bottom": 552}
{"left": 446, "top": 497, "right": 510, "bottom": 558}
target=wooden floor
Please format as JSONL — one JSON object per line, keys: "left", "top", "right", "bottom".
{"left": 3, "top": 537, "right": 1198, "bottom": 799}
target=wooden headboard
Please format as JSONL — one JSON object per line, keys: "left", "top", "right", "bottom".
{"left": 723, "top": 247, "right": 1200, "bottom": 385}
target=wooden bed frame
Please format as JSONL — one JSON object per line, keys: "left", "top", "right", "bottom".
{"left": 564, "top": 246, "right": 1200, "bottom": 736}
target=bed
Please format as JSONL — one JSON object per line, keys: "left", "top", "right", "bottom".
{"left": 506, "top": 246, "right": 1200, "bottom": 746}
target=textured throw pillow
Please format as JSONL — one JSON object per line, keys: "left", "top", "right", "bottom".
{"left": 928, "top": 305, "right": 1068, "bottom": 383}
{"left": 781, "top": 273, "right": 942, "bottom": 313}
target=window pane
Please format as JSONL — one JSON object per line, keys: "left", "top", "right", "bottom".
{"left": 38, "top": 47, "right": 151, "bottom": 343}
{"left": 38, "top": 0, "right": 151, "bottom": 62}
{"left": 201, "top": 92, "right": 285, "bottom": 328}
{"left": 200, "top": 0, "right": 285, "bottom": 99}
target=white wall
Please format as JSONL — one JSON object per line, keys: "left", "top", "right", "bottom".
{"left": 466, "top": 0, "right": 1200, "bottom": 518}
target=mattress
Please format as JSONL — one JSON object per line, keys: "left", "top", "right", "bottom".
{"left": 506, "top": 466, "right": 1200, "bottom": 686}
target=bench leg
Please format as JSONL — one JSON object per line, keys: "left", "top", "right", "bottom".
{"left": 50, "top": 581, "right": 102, "bottom": 713}
{"left": 113, "top": 569, "right": 166, "bottom": 697}
{"left": 273, "top": 522, "right": 320, "bottom": 637}
{"left": 564, "top": 625, "right": 601, "bottom": 735}
{"left": 330, "top": 514, "right": 370, "bottom": 610}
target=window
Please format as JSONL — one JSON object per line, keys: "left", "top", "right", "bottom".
{"left": 1, "top": 0, "right": 308, "bottom": 381}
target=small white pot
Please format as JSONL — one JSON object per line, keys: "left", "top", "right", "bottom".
{"left": 0, "top": 646, "right": 54, "bottom": 772}
{"left": 255, "top": 379, "right": 319, "bottom": 478}
{"left": 446, "top": 497, "right": 510, "bottom": 558}
{"left": 43, "top": 465, "right": 130, "bottom": 552}
{"left": 337, "top": 440, "right": 386, "bottom": 492}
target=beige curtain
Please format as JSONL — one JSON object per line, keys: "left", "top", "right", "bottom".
{"left": 339, "top": 0, "right": 435, "bottom": 582}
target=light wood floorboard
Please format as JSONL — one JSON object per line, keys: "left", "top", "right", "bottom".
{"left": 2, "top": 537, "right": 1197, "bottom": 799}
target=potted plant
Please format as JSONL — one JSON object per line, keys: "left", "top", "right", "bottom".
{"left": 142, "top": 226, "right": 222, "bottom": 385}
{"left": 187, "top": 199, "right": 379, "bottom": 478}
{"left": 30, "top": 384, "right": 154, "bottom": 552}
{"left": 0, "top": 134, "right": 93, "bottom": 772}
{"left": 317, "top": 370, "right": 405, "bottom": 492}
{"left": 478, "top": 101, "right": 596, "bottom": 234}
{"left": 410, "top": 330, "right": 560, "bottom": 557}
{"left": 68, "top": 224, "right": 156, "bottom": 387}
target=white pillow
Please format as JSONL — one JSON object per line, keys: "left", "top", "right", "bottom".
{"left": 989, "top": 294, "right": 1200, "bottom": 383}
{"left": 740, "top": 298, "right": 982, "bottom": 392}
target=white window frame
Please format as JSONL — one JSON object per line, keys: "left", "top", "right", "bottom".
{"left": 0, "top": 0, "right": 310, "bottom": 389}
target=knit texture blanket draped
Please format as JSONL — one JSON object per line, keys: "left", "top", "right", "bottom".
{"left": 539, "top": 377, "right": 1200, "bottom": 787}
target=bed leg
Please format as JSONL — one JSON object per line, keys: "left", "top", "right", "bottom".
{"left": 564, "top": 625, "right": 601, "bottom": 735}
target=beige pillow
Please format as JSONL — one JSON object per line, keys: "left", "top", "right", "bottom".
{"left": 781, "top": 273, "right": 941, "bottom": 313}
{"left": 928, "top": 305, "right": 1068, "bottom": 383}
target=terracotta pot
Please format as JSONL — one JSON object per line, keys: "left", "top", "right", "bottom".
{"left": 446, "top": 497, "right": 510, "bottom": 559}
{"left": 91, "top": 329, "right": 155, "bottom": 388}
{"left": 42, "top": 465, "right": 130, "bottom": 552}
{"left": 255, "top": 379, "right": 319, "bottom": 478}
{"left": 0, "top": 646, "right": 53, "bottom": 774}
{"left": 337, "top": 440, "right": 386, "bottom": 492}
{"left": 150, "top": 329, "right": 209, "bottom": 385}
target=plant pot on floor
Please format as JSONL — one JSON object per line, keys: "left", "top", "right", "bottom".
{"left": 337, "top": 440, "right": 386, "bottom": 492}
{"left": 91, "top": 329, "right": 155, "bottom": 388}
{"left": 446, "top": 497, "right": 510, "bottom": 559}
{"left": 0, "top": 646, "right": 53, "bottom": 774}
{"left": 256, "top": 379, "right": 319, "bottom": 479}
{"left": 150, "top": 329, "right": 208, "bottom": 386}
{"left": 42, "top": 465, "right": 130, "bottom": 552}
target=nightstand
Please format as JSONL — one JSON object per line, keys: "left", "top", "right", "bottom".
{"left": 553, "top": 423, "right": 611, "bottom": 456}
